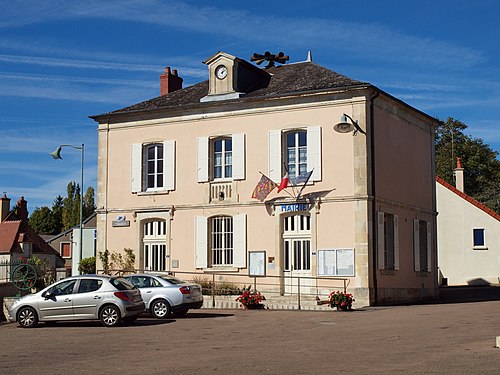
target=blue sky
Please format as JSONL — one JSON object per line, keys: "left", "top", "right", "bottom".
{"left": 1, "top": 0, "right": 499, "bottom": 212}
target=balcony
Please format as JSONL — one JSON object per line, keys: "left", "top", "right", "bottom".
{"left": 209, "top": 181, "right": 237, "bottom": 203}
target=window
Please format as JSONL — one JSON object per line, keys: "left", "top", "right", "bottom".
{"left": 473, "top": 228, "right": 486, "bottom": 248}
{"left": 143, "top": 220, "right": 167, "bottom": 271}
{"left": 210, "top": 216, "right": 233, "bottom": 266}
{"left": 414, "top": 220, "right": 431, "bottom": 272}
{"left": 131, "top": 140, "right": 175, "bottom": 193}
{"left": 268, "top": 126, "right": 321, "bottom": 183}
{"left": 286, "top": 130, "right": 307, "bottom": 179}
{"left": 377, "top": 212, "right": 399, "bottom": 270}
{"left": 146, "top": 143, "right": 163, "bottom": 190}
{"left": 213, "top": 137, "right": 232, "bottom": 179}
{"left": 61, "top": 242, "right": 71, "bottom": 258}
{"left": 77, "top": 279, "right": 102, "bottom": 293}
{"left": 129, "top": 276, "right": 162, "bottom": 288}
{"left": 47, "top": 279, "right": 77, "bottom": 296}
{"left": 197, "top": 134, "right": 245, "bottom": 182}
{"left": 195, "top": 214, "right": 246, "bottom": 268}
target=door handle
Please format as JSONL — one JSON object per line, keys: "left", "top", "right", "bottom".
{"left": 94, "top": 296, "right": 101, "bottom": 299}
{"left": 64, "top": 298, "right": 71, "bottom": 302}
{"left": 146, "top": 291, "right": 152, "bottom": 294}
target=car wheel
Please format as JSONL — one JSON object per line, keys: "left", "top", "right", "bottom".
{"left": 151, "top": 299, "right": 171, "bottom": 319}
{"left": 18, "top": 307, "right": 38, "bottom": 328}
{"left": 100, "top": 305, "right": 121, "bottom": 327}
{"left": 174, "top": 308, "right": 189, "bottom": 317}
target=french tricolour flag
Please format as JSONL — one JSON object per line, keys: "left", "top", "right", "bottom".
{"left": 277, "top": 171, "right": 289, "bottom": 193}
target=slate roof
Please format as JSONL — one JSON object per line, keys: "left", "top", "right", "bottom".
{"left": 436, "top": 176, "right": 500, "bottom": 221}
{"left": 92, "top": 62, "right": 368, "bottom": 118}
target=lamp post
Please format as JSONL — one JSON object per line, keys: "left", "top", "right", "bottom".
{"left": 50, "top": 144, "right": 84, "bottom": 276}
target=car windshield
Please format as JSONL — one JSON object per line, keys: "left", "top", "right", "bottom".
{"left": 158, "top": 275, "right": 186, "bottom": 285}
{"left": 110, "top": 277, "right": 135, "bottom": 290}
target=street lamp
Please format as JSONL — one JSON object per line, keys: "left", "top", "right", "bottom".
{"left": 50, "top": 143, "right": 84, "bottom": 276}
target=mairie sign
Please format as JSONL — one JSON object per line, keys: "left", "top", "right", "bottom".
{"left": 281, "top": 203, "right": 308, "bottom": 212}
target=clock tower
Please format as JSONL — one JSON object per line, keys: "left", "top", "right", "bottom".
{"left": 201, "top": 51, "right": 271, "bottom": 102}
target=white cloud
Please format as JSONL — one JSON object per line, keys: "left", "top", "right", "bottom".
{"left": 0, "top": 1, "right": 485, "bottom": 69}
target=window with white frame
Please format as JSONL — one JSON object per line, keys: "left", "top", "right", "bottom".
{"left": 197, "top": 134, "right": 245, "bottom": 182}
{"left": 285, "top": 130, "right": 307, "bottom": 179}
{"left": 268, "top": 126, "right": 321, "bottom": 183}
{"left": 377, "top": 212, "right": 399, "bottom": 270}
{"left": 61, "top": 242, "right": 71, "bottom": 258}
{"left": 210, "top": 216, "right": 233, "bottom": 266}
{"left": 143, "top": 220, "right": 167, "bottom": 271}
{"left": 414, "top": 219, "right": 431, "bottom": 272}
{"left": 213, "top": 137, "right": 232, "bottom": 179}
{"left": 146, "top": 143, "right": 164, "bottom": 190}
{"left": 473, "top": 228, "right": 486, "bottom": 248}
{"left": 195, "top": 214, "right": 246, "bottom": 268}
{"left": 131, "top": 140, "right": 175, "bottom": 193}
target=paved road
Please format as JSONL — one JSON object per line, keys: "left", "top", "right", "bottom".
{"left": 1, "top": 287, "right": 500, "bottom": 374}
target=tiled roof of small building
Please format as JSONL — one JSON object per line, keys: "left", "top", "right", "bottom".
{"left": 436, "top": 176, "right": 500, "bottom": 221}
{"left": 95, "top": 62, "right": 367, "bottom": 117}
{"left": 0, "top": 221, "right": 22, "bottom": 253}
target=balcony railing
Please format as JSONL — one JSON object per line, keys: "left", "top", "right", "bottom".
{"left": 209, "top": 181, "right": 235, "bottom": 202}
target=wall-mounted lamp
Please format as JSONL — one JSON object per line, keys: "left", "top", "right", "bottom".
{"left": 333, "top": 113, "right": 366, "bottom": 136}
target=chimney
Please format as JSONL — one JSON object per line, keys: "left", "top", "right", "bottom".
{"left": 15, "top": 196, "right": 29, "bottom": 224}
{"left": 160, "top": 67, "right": 183, "bottom": 95}
{"left": 0, "top": 194, "right": 11, "bottom": 222}
{"left": 454, "top": 157, "right": 464, "bottom": 193}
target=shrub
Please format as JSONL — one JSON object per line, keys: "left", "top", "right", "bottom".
{"left": 78, "top": 256, "right": 96, "bottom": 274}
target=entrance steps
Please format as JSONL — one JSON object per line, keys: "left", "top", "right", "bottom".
{"left": 202, "top": 294, "right": 332, "bottom": 311}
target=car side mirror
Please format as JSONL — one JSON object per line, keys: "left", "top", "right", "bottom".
{"left": 43, "top": 291, "right": 54, "bottom": 299}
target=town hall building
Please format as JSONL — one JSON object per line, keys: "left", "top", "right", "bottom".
{"left": 91, "top": 51, "right": 438, "bottom": 306}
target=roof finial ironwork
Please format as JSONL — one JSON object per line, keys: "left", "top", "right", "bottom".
{"left": 251, "top": 51, "right": 289, "bottom": 68}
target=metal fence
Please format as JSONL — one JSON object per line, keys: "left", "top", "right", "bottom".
{"left": 98, "top": 268, "right": 349, "bottom": 310}
{"left": 0, "top": 259, "right": 28, "bottom": 283}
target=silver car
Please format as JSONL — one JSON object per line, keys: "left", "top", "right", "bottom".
{"left": 125, "top": 273, "right": 203, "bottom": 318}
{"left": 7, "top": 275, "right": 145, "bottom": 328}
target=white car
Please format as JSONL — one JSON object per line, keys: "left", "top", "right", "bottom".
{"left": 124, "top": 273, "right": 203, "bottom": 318}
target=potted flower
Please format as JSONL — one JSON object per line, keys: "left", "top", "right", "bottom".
{"left": 329, "top": 291, "right": 354, "bottom": 311}
{"left": 235, "top": 287, "right": 265, "bottom": 309}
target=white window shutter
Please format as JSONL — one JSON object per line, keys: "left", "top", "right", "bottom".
{"left": 131, "top": 143, "right": 142, "bottom": 193}
{"left": 195, "top": 216, "right": 208, "bottom": 268}
{"left": 233, "top": 214, "right": 246, "bottom": 268}
{"left": 197, "top": 137, "right": 209, "bottom": 182}
{"left": 413, "top": 219, "right": 420, "bottom": 272}
{"left": 426, "top": 221, "right": 432, "bottom": 272}
{"left": 394, "top": 215, "right": 399, "bottom": 270}
{"left": 232, "top": 133, "right": 245, "bottom": 180}
{"left": 307, "top": 126, "right": 322, "bottom": 181}
{"left": 164, "top": 140, "right": 175, "bottom": 191}
{"left": 268, "top": 130, "right": 282, "bottom": 183}
{"left": 377, "top": 212, "right": 385, "bottom": 269}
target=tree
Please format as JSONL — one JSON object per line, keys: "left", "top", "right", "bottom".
{"left": 62, "top": 182, "right": 96, "bottom": 230}
{"left": 29, "top": 206, "right": 56, "bottom": 234}
{"left": 435, "top": 118, "right": 500, "bottom": 212}
{"left": 83, "top": 186, "right": 96, "bottom": 220}
{"left": 51, "top": 195, "right": 64, "bottom": 234}
{"left": 28, "top": 183, "right": 95, "bottom": 235}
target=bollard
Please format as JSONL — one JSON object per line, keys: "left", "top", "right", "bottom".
{"left": 496, "top": 337, "right": 500, "bottom": 348}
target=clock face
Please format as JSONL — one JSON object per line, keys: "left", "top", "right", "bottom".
{"left": 215, "top": 65, "right": 228, "bottom": 79}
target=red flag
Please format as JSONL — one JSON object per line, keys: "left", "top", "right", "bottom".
{"left": 252, "top": 174, "right": 277, "bottom": 202}
{"left": 277, "top": 171, "right": 289, "bottom": 193}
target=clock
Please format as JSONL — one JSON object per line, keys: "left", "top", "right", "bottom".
{"left": 215, "top": 65, "right": 228, "bottom": 80}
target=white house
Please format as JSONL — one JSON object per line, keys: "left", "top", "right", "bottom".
{"left": 436, "top": 159, "right": 500, "bottom": 285}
